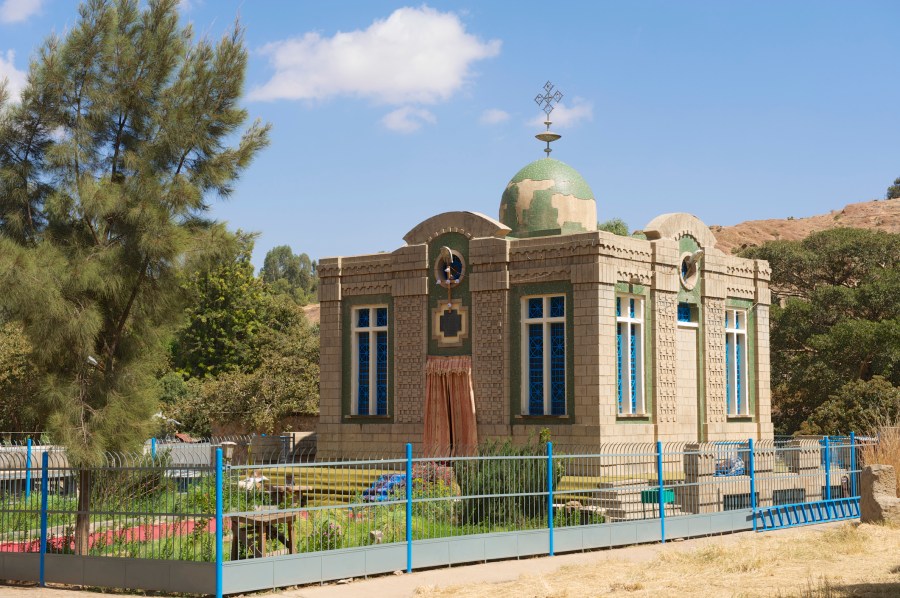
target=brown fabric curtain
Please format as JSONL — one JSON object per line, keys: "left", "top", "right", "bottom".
{"left": 423, "top": 356, "right": 478, "bottom": 456}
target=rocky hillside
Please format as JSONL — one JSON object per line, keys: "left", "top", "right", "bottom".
{"left": 712, "top": 199, "right": 900, "bottom": 254}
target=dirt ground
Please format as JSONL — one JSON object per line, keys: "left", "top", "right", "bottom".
{"left": 2, "top": 521, "right": 899, "bottom": 598}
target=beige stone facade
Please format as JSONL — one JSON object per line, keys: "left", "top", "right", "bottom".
{"left": 318, "top": 210, "right": 772, "bottom": 459}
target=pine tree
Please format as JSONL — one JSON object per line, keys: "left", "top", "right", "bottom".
{"left": 0, "top": 0, "right": 269, "bottom": 553}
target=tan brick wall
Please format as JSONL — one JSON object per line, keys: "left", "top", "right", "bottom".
{"left": 653, "top": 291, "right": 678, "bottom": 429}
{"left": 572, "top": 283, "right": 603, "bottom": 428}
{"left": 472, "top": 289, "right": 508, "bottom": 425}
{"left": 703, "top": 297, "right": 727, "bottom": 438}
{"left": 394, "top": 295, "right": 427, "bottom": 424}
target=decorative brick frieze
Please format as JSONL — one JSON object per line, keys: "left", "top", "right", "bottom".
{"left": 472, "top": 290, "right": 508, "bottom": 425}
{"left": 394, "top": 295, "right": 427, "bottom": 424}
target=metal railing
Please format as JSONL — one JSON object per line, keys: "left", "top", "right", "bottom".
{"left": 0, "top": 435, "right": 867, "bottom": 597}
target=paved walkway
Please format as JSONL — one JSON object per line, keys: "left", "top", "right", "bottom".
{"left": 0, "top": 523, "right": 842, "bottom": 598}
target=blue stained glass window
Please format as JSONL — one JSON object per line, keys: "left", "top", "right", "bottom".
{"left": 736, "top": 336, "right": 743, "bottom": 413}
{"left": 550, "top": 296, "right": 565, "bottom": 318}
{"left": 616, "top": 297, "right": 621, "bottom": 317}
{"left": 528, "top": 324, "right": 544, "bottom": 415}
{"left": 629, "top": 298, "right": 635, "bottom": 318}
{"left": 376, "top": 308, "right": 388, "bottom": 327}
{"left": 357, "top": 308, "right": 370, "bottom": 328}
{"left": 550, "top": 323, "right": 565, "bottom": 415}
{"left": 616, "top": 323, "right": 623, "bottom": 412}
{"left": 630, "top": 324, "right": 638, "bottom": 413}
{"left": 528, "top": 298, "right": 543, "bottom": 319}
{"left": 735, "top": 313, "right": 741, "bottom": 330}
{"left": 725, "top": 311, "right": 731, "bottom": 328}
{"left": 725, "top": 335, "right": 733, "bottom": 410}
{"left": 357, "top": 332, "right": 370, "bottom": 414}
{"left": 375, "top": 331, "right": 388, "bottom": 415}
{"left": 678, "top": 303, "right": 692, "bottom": 323}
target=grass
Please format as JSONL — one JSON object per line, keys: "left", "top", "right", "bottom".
{"left": 860, "top": 425, "right": 900, "bottom": 497}
{"left": 414, "top": 521, "right": 900, "bottom": 597}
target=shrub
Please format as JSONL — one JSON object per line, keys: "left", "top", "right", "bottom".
{"left": 861, "top": 424, "right": 900, "bottom": 497}
{"left": 453, "top": 436, "right": 563, "bottom": 529}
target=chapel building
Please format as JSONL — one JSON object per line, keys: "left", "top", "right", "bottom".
{"left": 317, "top": 128, "right": 773, "bottom": 459}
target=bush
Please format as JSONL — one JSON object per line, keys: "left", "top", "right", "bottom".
{"left": 453, "top": 436, "right": 562, "bottom": 529}
{"left": 861, "top": 424, "right": 900, "bottom": 497}
{"left": 304, "top": 514, "right": 345, "bottom": 552}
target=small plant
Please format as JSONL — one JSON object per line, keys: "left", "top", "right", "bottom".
{"left": 305, "top": 514, "right": 345, "bottom": 552}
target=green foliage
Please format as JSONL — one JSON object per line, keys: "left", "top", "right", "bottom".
{"left": 0, "top": 0, "right": 270, "bottom": 463}
{"left": 304, "top": 514, "right": 345, "bottom": 552}
{"left": 598, "top": 218, "right": 630, "bottom": 236}
{"left": 0, "top": 321, "right": 41, "bottom": 432}
{"left": 155, "top": 371, "right": 206, "bottom": 437}
{"left": 260, "top": 245, "right": 318, "bottom": 305}
{"left": 803, "top": 376, "right": 900, "bottom": 436}
{"left": 453, "top": 437, "right": 561, "bottom": 528}
{"left": 171, "top": 232, "right": 269, "bottom": 379}
{"left": 887, "top": 177, "right": 900, "bottom": 200}
{"left": 741, "top": 228, "right": 900, "bottom": 434}
{"left": 188, "top": 299, "right": 319, "bottom": 433}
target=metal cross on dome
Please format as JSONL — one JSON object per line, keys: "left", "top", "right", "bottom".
{"left": 535, "top": 81, "right": 563, "bottom": 116}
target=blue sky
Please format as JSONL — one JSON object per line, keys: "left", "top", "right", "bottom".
{"left": 2, "top": 0, "right": 899, "bottom": 267}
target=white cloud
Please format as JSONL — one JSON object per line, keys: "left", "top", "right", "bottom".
{"left": 0, "top": 0, "right": 42, "bottom": 23}
{"left": 0, "top": 49, "right": 26, "bottom": 99}
{"left": 381, "top": 106, "right": 436, "bottom": 133}
{"left": 249, "top": 6, "right": 501, "bottom": 104}
{"left": 529, "top": 97, "right": 594, "bottom": 129}
{"left": 479, "top": 108, "right": 509, "bottom": 125}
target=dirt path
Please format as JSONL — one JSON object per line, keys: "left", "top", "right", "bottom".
{"left": 3, "top": 522, "right": 899, "bottom": 598}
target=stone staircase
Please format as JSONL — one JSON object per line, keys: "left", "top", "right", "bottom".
{"left": 557, "top": 477, "right": 692, "bottom": 522}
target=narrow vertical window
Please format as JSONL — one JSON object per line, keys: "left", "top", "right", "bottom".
{"left": 725, "top": 308, "right": 748, "bottom": 416}
{"left": 353, "top": 306, "right": 389, "bottom": 415}
{"left": 522, "top": 295, "right": 566, "bottom": 415}
{"left": 616, "top": 294, "right": 644, "bottom": 415}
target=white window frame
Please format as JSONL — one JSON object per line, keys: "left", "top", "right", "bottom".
{"left": 520, "top": 294, "right": 567, "bottom": 416}
{"left": 616, "top": 294, "right": 645, "bottom": 415}
{"left": 725, "top": 308, "right": 749, "bottom": 416}
{"left": 351, "top": 305, "right": 389, "bottom": 416}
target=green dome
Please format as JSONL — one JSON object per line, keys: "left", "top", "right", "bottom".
{"left": 499, "top": 158, "right": 597, "bottom": 238}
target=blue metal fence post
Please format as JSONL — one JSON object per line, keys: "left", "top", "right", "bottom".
{"left": 39, "top": 451, "right": 49, "bottom": 587}
{"left": 849, "top": 432, "right": 858, "bottom": 498}
{"left": 824, "top": 436, "right": 831, "bottom": 501}
{"left": 25, "top": 438, "right": 32, "bottom": 500}
{"left": 547, "top": 441, "right": 554, "bottom": 556}
{"left": 215, "top": 447, "right": 223, "bottom": 598}
{"left": 406, "top": 443, "right": 413, "bottom": 574}
{"left": 748, "top": 438, "right": 757, "bottom": 532}
{"left": 656, "top": 441, "right": 665, "bottom": 544}
{"left": 151, "top": 437, "right": 157, "bottom": 461}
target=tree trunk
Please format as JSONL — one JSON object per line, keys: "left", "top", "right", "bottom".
{"left": 74, "top": 468, "right": 92, "bottom": 555}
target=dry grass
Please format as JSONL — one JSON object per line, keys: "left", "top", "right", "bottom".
{"left": 414, "top": 522, "right": 900, "bottom": 598}
{"left": 861, "top": 426, "right": 900, "bottom": 497}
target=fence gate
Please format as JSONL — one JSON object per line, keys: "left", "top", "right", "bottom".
{"left": 754, "top": 497, "right": 860, "bottom": 531}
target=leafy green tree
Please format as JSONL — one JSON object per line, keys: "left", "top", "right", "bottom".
{"left": 804, "top": 377, "right": 900, "bottom": 435}
{"left": 171, "top": 231, "right": 270, "bottom": 378}
{"left": 0, "top": 0, "right": 268, "bottom": 553}
{"left": 193, "top": 300, "right": 319, "bottom": 433}
{"left": 887, "top": 177, "right": 900, "bottom": 200}
{"left": 598, "top": 218, "right": 629, "bottom": 236}
{"left": 742, "top": 229, "right": 900, "bottom": 434}
{"left": 260, "top": 244, "right": 318, "bottom": 304}
{"left": 0, "top": 321, "right": 42, "bottom": 433}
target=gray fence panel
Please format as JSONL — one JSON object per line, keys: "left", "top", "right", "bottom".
{"left": 517, "top": 529, "right": 550, "bottom": 557}
{"left": 223, "top": 559, "right": 275, "bottom": 594}
{"left": 321, "top": 547, "right": 366, "bottom": 581}
{"left": 413, "top": 538, "right": 450, "bottom": 569}
{"left": 40, "top": 555, "right": 215, "bottom": 595}
{"left": 364, "top": 543, "right": 406, "bottom": 576}
{"left": 0, "top": 553, "right": 40, "bottom": 583}
{"left": 447, "top": 536, "right": 487, "bottom": 565}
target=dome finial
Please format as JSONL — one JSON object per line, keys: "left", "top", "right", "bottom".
{"left": 534, "top": 81, "right": 563, "bottom": 157}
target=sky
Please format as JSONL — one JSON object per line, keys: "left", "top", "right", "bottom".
{"left": 1, "top": 0, "right": 899, "bottom": 268}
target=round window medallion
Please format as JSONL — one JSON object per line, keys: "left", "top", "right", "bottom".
{"left": 679, "top": 250, "right": 702, "bottom": 290}
{"left": 434, "top": 246, "right": 465, "bottom": 288}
